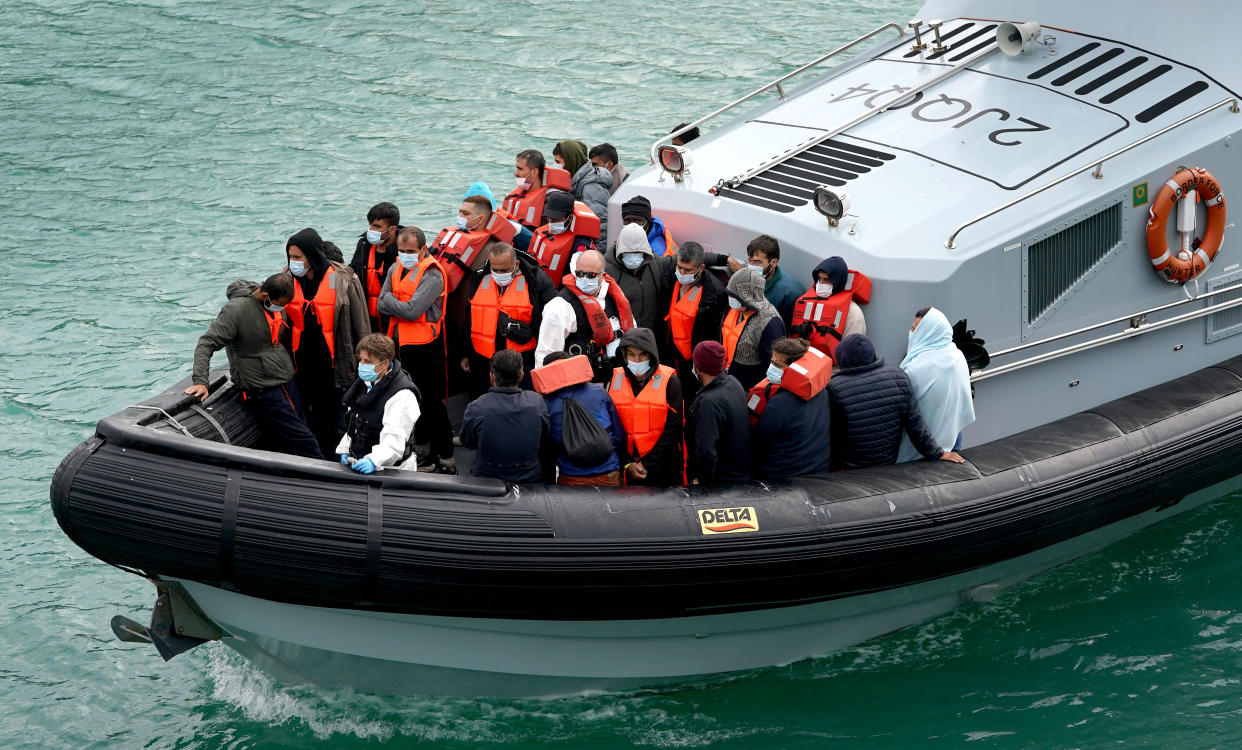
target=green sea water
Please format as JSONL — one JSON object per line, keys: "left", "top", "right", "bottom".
{"left": 5, "top": 0, "right": 1242, "bottom": 747}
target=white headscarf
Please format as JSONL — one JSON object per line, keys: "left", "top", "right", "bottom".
{"left": 897, "top": 308, "right": 975, "bottom": 461}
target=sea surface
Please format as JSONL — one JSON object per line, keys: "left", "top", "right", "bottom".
{"left": 4, "top": 0, "right": 1242, "bottom": 747}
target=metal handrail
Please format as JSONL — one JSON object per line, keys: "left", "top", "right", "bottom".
{"left": 946, "top": 97, "right": 1241, "bottom": 249}
{"left": 648, "top": 22, "right": 906, "bottom": 165}
{"left": 716, "top": 43, "right": 999, "bottom": 191}
{"left": 989, "top": 279, "right": 1242, "bottom": 360}
{"left": 971, "top": 293, "right": 1242, "bottom": 382}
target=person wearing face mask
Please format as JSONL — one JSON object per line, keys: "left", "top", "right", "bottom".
{"left": 529, "top": 190, "right": 600, "bottom": 288}
{"left": 429, "top": 195, "right": 518, "bottom": 295}
{"left": 685, "top": 340, "right": 750, "bottom": 486}
{"left": 790, "top": 255, "right": 869, "bottom": 364}
{"left": 604, "top": 223, "right": 676, "bottom": 338}
{"left": 588, "top": 143, "right": 628, "bottom": 197}
{"left": 186, "top": 273, "right": 322, "bottom": 459}
{"left": 720, "top": 264, "right": 786, "bottom": 390}
{"left": 285, "top": 227, "right": 371, "bottom": 459}
{"left": 378, "top": 226, "right": 456, "bottom": 474}
{"left": 335, "top": 334, "right": 422, "bottom": 474}
{"left": 458, "top": 242, "right": 556, "bottom": 395}
{"left": 620, "top": 195, "right": 678, "bottom": 258}
{"left": 607, "top": 327, "right": 684, "bottom": 487}
{"left": 501, "top": 149, "right": 552, "bottom": 232}
{"left": 459, "top": 349, "right": 549, "bottom": 484}
{"left": 552, "top": 139, "right": 610, "bottom": 241}
{"left": 747, "top": 337, "right": 833, "bottom": 482}
{"left": 535, "top": 249, "right": 636, "bottom": 384}
{"left": 724, "top": 235, "right": 803, "bottom": 328}
{"left": 662, "top": 241, "right": 728, "bottom": 410}
{"left": 897, "top": 307, "right": 975, "bottom": 462}
{"left": 348, "top": 202, "right": 402, "bottom": 333}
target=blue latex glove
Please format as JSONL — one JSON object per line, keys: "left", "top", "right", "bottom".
{"left": 351, "top": 457, "right": 377, "bottom": 475}
{"left": 339, "top": 453, "right": 350, "bottom": 465}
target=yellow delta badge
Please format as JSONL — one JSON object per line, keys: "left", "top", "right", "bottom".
{"left": 698, "top": 507, "right": 759, "bottom": 535}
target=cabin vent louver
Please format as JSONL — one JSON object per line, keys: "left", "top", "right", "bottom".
{"left": 1026, "top": 202, "right": 1122, "bottom": 324}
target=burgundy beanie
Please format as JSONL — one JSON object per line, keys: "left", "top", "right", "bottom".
{"left": 692, "top": 340, "right": 727, "bottom": 376}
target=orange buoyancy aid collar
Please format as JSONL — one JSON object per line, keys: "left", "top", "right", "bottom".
{"left": 746, "top": 378, "right": 780, "bottom": 427}
{"left": 469, "top": 273, "right": 536, "bottom": 358}
{"left": 720, "top": 307, "right": 749, "bottom": 367}
{"left": 264, "top": 308, "right": 285, "bottom": 348}
{"left": 559, "top": 273, "right": 637, "bottom": 346}
{"left": 659, "top": 226, "right": 679, "bottom": 258}
{"left": 664, "top": 282, "right": 703, "bottom": 360}
{"left": 501, "top": 185, "right": 547, "bottom": 229}
{"left": 287, "top": 266, "right": 338, "bottom": 362}
{"left": 608, "top": 364, "right": 676, "bottom": 457}
{"left": 386, "top": 254, "right": 447, "bottom": 347}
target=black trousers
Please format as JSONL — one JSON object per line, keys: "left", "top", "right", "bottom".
{"left": 295, "top": 366, "right": 343, "bottom": 460}
{"left": 244, "top": 381, "right": 323, "bottom": 459}
{"left": 399, "top": 339, "right": 454, "bottom": 460}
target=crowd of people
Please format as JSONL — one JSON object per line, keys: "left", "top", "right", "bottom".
{"left": 188, "top": 137, "right": 975, "bottom": 488}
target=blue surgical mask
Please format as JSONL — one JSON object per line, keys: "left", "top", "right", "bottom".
{"left": 621, "top": 253, "right": 644, "bottom": 270}
{"left": 366, "top": 229, "right": 383, "bottom": 245}
{"left": 627, "top": 358, "right": 652, "bottom": 377}
{"left": 491, "top": 270, "right": 514, "bottom": 286}
{"left": 398, "top": 252, "right": 419, "bottom": 269}
{"left": 548, "top": 221, "right": 567, "bottom": 235}
{"left": 456, "top": 216, "right": 470, "bottom": 231}
{"left": 728, "top": 296, "right": 743, "bottom": 310}
{"left": 288, "top": 260, "right": 307, "bottom": 277}
{"left": 576, "top": 275, "right": 600, "bottom": 294}
{"left": 675, "top": 270, "right": 697, "bottom": 285}
{"left": 766, "top": 363, "right": 784, "bottom": 384}
{"left": 358, "top": 362, "right": 380, "bottom": 382}
{"left": 264, "top": 302, "right": 284, "bottom": 313}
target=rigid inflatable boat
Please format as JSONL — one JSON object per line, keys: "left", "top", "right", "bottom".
{"left": 51, "top": 0, "right": 1242, "bottom": 695}
{"left": 50, "top": 355, "right": 1242, "bottom": 695}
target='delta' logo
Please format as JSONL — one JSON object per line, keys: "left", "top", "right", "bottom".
{"left": 698, "top": 506, "right": 759, "bottom": 535}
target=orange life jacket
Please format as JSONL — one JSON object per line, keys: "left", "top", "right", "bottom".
{"left": 431, "top": 212, "right": 518, "bottom": 294}
{"left": 531, "top": 354, "right": 594, "bottom": 395}
{"left": 468, "top": 273, "right": 536, "bottom": 359}
{"left": 287, "top": 266, "right": 338, "bottom": 363}
{"left": 608, "top": 364, "right": 676, "bottom": 458}
{"left": 264, "top": 308, "right": 285, "bottom": 348}
{"left": 363, "top": 244, "right": 388, "bottom": 319}
{"left": 658, "top": 226, "right": 679, "bottom": 258}
{"left": 665, "top": 282, "right": 703, "bottom": 360}
{"left": 746, "top": 379, "right": 781, "bottom": 427}
{"left": 791, "top": 270, "right": 872, "bottom": 361}
{"left": 500, "top": 167, "right": 572, "bottom": 230}
{"left": 720, "top": 307, "right": 750, "bottom": 367}
{"left": 746, "top": 346, "right": 832, "bottom": 425}
{"left": 386, "top": 255, "right": 448, "bottom": 347}
{"left": 530, "top": 201, "right": 602, "bottom": 287}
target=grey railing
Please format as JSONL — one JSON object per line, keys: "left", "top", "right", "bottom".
{"left": 648, "top": 22, "right": 906, "bottom": 165}
{"left": 946, "top": 97, "right": 1241, "bottom": 249}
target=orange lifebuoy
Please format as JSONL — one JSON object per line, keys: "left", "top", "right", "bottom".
{"left": 1146, "top": 167, "right": 1227, "bottom": 283}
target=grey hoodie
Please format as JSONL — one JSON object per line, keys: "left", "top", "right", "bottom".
{"left": 193, "top": 279, "right": 295, "bottom": 393}
{"left": 570, "top": 163, "right": 613, "bottom": 241}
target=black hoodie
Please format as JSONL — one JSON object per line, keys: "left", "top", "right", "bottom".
{"left": 615, "top": 326, "right": 684, "bottom": 487}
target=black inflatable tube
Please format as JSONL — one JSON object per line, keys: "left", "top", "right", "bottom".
{"left": 49, "top": 359, "right": 1242, "bottom": 620}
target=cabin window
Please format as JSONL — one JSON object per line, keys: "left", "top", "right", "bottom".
{"left": 1025, "top": 202, "right": 1123, "bottom": 324}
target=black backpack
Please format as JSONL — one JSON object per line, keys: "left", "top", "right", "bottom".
{"left": 561, "top": 397, "right": 614, "bottom": 467}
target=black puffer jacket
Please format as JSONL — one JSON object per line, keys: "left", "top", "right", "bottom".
{"left": 827, "top": 334, "right": 942, "bottom": 470}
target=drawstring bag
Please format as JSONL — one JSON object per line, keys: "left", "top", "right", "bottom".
{"left": 562, "top": 397, "right": 614, "bottom": 466}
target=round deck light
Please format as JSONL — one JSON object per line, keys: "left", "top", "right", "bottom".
{"left": 812, "top": 186, "right": 850, "bottom": 226}
{"left": 658, "top": 145, "right": 693, "bottom": 177}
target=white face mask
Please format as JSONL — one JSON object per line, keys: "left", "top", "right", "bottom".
{"left": 366, "top": 229, "right": 384, "bottom": 246}
{"left": 728, "top": 296, "right": 743, "bottom": 310}
{"left": 515, "top": 177, "right": 528, "bottom": 189}
{"left": 288, "top": 260, "right": 307, "bottom": 277}
{"left": 815, "top": 282, "right": 833, "bottom": 298}
{"left": 491, "top": 270, "right": 514, "bottom": 286}
{"left": 398, "top": 252, "right": 419, "bottom": 269}
{"left": 548, "top": 221, "right": 567, "bottom": 236}
{"left": 675, "top": 270, "right": 697, "bottom": 285}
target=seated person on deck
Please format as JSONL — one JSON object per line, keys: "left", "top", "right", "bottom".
{"left": 335, "top": 334, "right": 421, "bottom": 474}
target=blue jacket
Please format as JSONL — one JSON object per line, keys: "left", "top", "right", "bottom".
{"left": 647, "top": 216, "right": 672, "bottom": 256}
{"left": 828, "top": 357, "right": 942, "bottom": 470}
{"left": 460, "top": 387, "right": 548, "bottom": 483}
{"left": 764, "top": 266, "right": 803, "bottom": 328}
{"left": 751, "top": 387, "right": 832, "bottom": 481}
{"left": 545, "top": 382, "right": 626, "bottom": 476}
